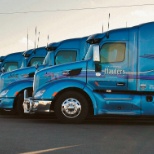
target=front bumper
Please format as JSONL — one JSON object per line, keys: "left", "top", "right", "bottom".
{"left": 23, "top": 97, "right": 52, "bottom": 114}
{"left": 0, "top": 97, "right": 15, "bottom": 111}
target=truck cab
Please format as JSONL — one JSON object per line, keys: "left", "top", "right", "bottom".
{"left": 0, "top": 47, "right": 47, "bottom": 114}
{"left": 23, "top": 22, "right": 154, "bottom": 123}
{"left": 20, "top": 47, "right": 47, "bottom": 68}
{"left": 0, "top": 52, "right": 24, "bottom": 73}
{"left": 0, "top": 47, "right": 47, "bottom": 92}
{"left": 0, "top": 36, "right": 89, "bottom": 115}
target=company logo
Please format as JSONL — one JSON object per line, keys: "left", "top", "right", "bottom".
{"left": 104, "top": 68, "right": 125, "bottom": 75}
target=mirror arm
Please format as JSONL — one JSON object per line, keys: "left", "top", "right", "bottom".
{"left": 95, "top": 63, "right": 102, "bottom": 72}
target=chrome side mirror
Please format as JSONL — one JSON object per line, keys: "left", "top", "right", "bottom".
{"left": 93, "top": 45, "right": 100, "bottom": 62}
{"left": 93, "top": 45, "right": 102, "bottom": 72}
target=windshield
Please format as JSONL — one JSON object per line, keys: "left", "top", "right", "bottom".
{"left": 84, "top": 45, "right": 94, "bottom": 60}
{"left": 3, "top": 62, "right": 18, "bottom": 72}
{"left": 28, "top": 57, "right": 44, "bottom": 67}
{"left": 43, "top": 52, "right": 52, "bottom": 65}
{"left": 21, "top": 57, "right": 45, "bottom": 68}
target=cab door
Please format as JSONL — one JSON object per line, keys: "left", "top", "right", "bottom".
{"left": 87, "top": 42, "right": 133, "bottom": 114}
{"left": 88, "top": 42, "right": 128, "bottom": 91}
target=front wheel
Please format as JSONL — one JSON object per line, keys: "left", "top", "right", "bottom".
{"left": 15, "top": 93, "right": 24, "bottom": 116}
{"left": 0, "top": 110, "right": 4, "bottom": 115}
{"left": 54, "top": 91, "right": 89, "bottom": 123}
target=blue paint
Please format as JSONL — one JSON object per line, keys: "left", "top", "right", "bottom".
{"left": 26, "top": 22, "right": 154, "bottom": 122}
{"left": 0, "top": 52, "right": 24, "bottom": 74}
{"left": 0, "top": 36, "right": 90, "bottom": 111}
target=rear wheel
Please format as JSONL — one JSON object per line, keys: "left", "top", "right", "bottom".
{"left": 54, "top": 91, "right": 89, "bottom": 123}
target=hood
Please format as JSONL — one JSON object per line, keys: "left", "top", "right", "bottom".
{"left": 33, "top": 60, "right": 88, "bottom": 94}
{"left": 0, "top": 66, "right": 36, "bottom": 92}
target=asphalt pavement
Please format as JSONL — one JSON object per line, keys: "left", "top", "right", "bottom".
{"left": 0, "top": 114, "right": 154, "bottom": 154}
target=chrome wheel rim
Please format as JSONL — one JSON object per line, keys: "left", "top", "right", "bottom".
{"left": 61, "top": 98, "right": 81, "bottom": 118}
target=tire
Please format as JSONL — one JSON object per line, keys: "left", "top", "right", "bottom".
{"left": 0, "top": 110, "right": 4, "bottom": 115}
{"left": 15, "top": 93, "right": 24, "bottom": 116}
{"left": 54, "top": 91, "right": 89, "bottom": 123}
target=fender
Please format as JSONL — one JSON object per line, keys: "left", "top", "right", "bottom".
{"left": 83, "top": 86, "right": 98, "bottom": 115}
{"left": 35, "top": 79, "right": 86, "bottom": 99}
{"left": 3, "top": 79, "right": 33, "bottom": 97}
{"left": 34, "top": 78, "right": 98, "bottom": 115}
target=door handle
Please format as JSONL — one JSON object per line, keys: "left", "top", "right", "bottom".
{"left": 117, "top": 82, "right": 125, "bottom": 86}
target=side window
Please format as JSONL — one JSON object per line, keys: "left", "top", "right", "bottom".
{"left": 100, "top": 43, "right": 126, "bottom": 63}
{"left": 55, "top": 50, "right": 77, "bottom": 65}
{"left": 3, "top": 62, "right": 18, "bottom": 72}
{"left": 28, "top": 57, "right": 44, "bottom": 67}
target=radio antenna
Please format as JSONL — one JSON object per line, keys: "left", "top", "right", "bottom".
{"left": 27, "top": 28, "right": 29, "bottom": 51}
{"left": 47, "top": 35, "right": 49, "bottom": 47}
{"left": 108, "top": 13, "right": 110, "bottom": 31}
{"left": 106, "top": 13, "right": 110, "bottom": 38}
{"left": 34, "top": 27, "right": 37, "bottom": 49}
{"left": 37, "top": 32, "right": 40, "bottom": 48}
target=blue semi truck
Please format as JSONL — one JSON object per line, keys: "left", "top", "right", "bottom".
{"left": 0, "top": 52, "right": 24, "bottom": 73}
{"left": 23, "top": 22, "right": 154, "bottom": 123}
{"left": 0, "top": 36, "right": 89, "bottom": 114}
{"left": 0, "top": 47, "right": 48, "bottom": 114}
{"left": 0, "top": 47, "right": 47, "bottom": 75}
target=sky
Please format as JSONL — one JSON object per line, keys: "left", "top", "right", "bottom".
{"left": 0, "top": 0, "right": 154, "bottom": 55}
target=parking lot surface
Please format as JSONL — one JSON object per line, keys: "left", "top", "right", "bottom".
{"left": 1, "top": 114, "right": 154, "bottom": 154}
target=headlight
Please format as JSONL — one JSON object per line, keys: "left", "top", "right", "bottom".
{"left": 0, "top": 89, "right": 9, "bottom": 97}
{"left": 34, "top": 89, "right": 46, "bottom": 98}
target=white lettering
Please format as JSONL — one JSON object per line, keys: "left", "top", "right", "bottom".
{"left": 104, "top": 68, "right": 125, "bottom": 75}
